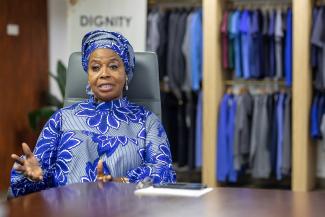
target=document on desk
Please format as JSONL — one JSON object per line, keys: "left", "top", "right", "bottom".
{"left": 134, "top": 186, "right": 213, "bottom": 197}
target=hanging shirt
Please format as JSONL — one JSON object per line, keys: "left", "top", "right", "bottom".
{"left": 275, "top": 9, "right": 284, "bottom": 79}
{"left": 311, "top": 94, "right": 321, "bottom": 139}
{"left": 191, "top": 9, "right": 203, "bottom": 91}
{"left": 227, "top": 11, "right": 235, "bottom": 70}
{"left": 221, "top": 11, "right": 229, "bottom": 69}
{"left": 276, "top": 93, "right": 286, "bottom": 180}
{"left": 233, "top": 93, "right": 253, "bottom": 170}
{"left": 217, "top": 94, "right": 231, "bottom": 182}
{"left": 182, "top": 13, "right": 194, "bottom": 92}
{"left": 311, "top": 7, "right": 325, "bottom": 89}
{"left": 217, "top": 94, "right": 237, "bottom": 182}
{"left": 10, "top": 97, "right": 176, "bottom": 197}
{"left": 250, "top": 10, "right": 262, "bottom": 78}
{"left": 195, "top": 91, "right": 203, "bottom": 168}
{"left": 230, "top": 10, "right": 242, "bottom": 78}
{"left": 317, "top": 95, "right": 325, "bottom": 138}
{"left": 262, "top": 9, "right": 270, "bottom": 77}
{"left": 268, "top": 10, "right": 276, "bottom": 78}
{"left": 250, "top": 95, "right": 271, "bottom": 179}
{"left": 282, "top": 93, "right": 292, "bottom": 176}
{"left": 240, "top": 10, "right": 252, "bottom": 79}
{"left": 285, "top": 8, "right": 293, "bottom": 86}
{"left": 157, "top": 11, "right": 169, "bottom": 80}
{"left": 311, "top": 7, "right": 320, "bottom": 70}
{"left": 147, "top": 11, "right": 160, "bottom": 52}
{"left": 227, "top": 96, "right": 238, "bottom": 182}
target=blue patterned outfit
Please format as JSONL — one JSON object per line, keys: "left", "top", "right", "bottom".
{"left": 10, "top": 97, "right": 176, "bottom": 197}
{"left": 10, "top": 30, "right": 176, "bottom": 197}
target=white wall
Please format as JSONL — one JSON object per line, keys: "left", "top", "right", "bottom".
{"left": 48, "top": 0, "right": 68, "bottom": 100}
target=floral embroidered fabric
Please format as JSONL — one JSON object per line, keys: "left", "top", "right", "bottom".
{"left": 10, "top": 97, "right": 176, "bottom": 197}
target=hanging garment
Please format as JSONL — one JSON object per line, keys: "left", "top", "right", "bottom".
{"left": 240, "top": 10, "right": 253, "bottom": 79}
{"left": 233, "top": 92, "right": 253, "bottom": 170}
{"left": 195, "top": 91, "right": 203, "bottom": 168}
{"left": 276, "top": 92, "right": 286, "bottom": 180}
{"left": 217, "top": 94, "right": 237, "bottom": 182}
{"left": 285, "top": 8, "right": 293, "bottom": 86}
{"left": 282, "top": 93, "right": 292, "bottom": 176}
{"left": 275, "top": 9, "right": 284, "bottom": 79}
{"left": 250, "top": 94, "right": 271, "bottom": 179}
{"left": 230, "top": 10, "right": 242, "bottom": 78}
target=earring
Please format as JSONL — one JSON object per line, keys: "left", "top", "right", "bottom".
{"left": 125, "top": 76, "right": 128, "bottom": 91}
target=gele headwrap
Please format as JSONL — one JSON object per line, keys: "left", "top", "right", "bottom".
{"left": 81, "top": 29, "right": 135, "bottom": 81}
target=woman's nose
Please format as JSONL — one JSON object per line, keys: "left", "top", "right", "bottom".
{"left": 100, "top": 66, "right": 110, "bottom": 78}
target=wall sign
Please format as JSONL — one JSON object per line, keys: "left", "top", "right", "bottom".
{"left": 67, "top": 0, "right": 147, "bottom": 53}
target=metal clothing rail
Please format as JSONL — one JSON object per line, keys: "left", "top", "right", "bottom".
{"left": 226, "top": 0, "right": 292, "bottom": 4}
{"left": 225, "top": 79, "right": 288, "bottom": 87}
{"left": 315, "top": 0, "right": 325, "bottom": 6}
{"left": 148, "top": 0, "right": 202, "bottom": 7}
{"left": 226, "top": 0, "right": 292, "bottom": 8}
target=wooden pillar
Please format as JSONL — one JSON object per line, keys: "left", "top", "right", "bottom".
{"left": 202, "top": 0, "right": 224, "bottom": 187}
{"left": 292, "top": 0, "right": 315, "bottom": 192}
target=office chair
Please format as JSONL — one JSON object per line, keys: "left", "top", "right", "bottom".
{"left": 64, "top": 51, "right": 162, "bottom": 119}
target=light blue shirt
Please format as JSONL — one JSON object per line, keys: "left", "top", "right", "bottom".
{"left": 190, "top": 9, "right": 203, "bottom": 91}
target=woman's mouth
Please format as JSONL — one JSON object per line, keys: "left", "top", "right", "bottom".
{"left": 98, "top": 84, "right": 113, "bottom": 91}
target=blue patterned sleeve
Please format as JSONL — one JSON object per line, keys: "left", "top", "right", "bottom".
{"left": 126, "top": 113, "right": 176, "bottom": 184}
{"left": 10, "top": 110, "right": 62, "bottom": 197}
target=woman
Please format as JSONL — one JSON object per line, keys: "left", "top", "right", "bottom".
{"left": 9, "top": 30, "right": 176, "bottom": 197}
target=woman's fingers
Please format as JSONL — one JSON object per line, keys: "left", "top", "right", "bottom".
{"left": 98, "top": 175, "right": 112, "bottom": 183}
{"left": 96, "top": 160, "right": 113, "bottom": 182}
{"left": 11, "top": 154, "right": 24, "bottom": 165}
{"left": 22, "top": 143, "right": 33, "bottom": 158}
{"left": 13, "top": 164, "right": 25, "bottom": 172}
{"left": 96, "top": 159, "right": 104, "bottom": 177}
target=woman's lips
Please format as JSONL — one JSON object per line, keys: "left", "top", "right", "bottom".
{"left": 98, "top": 84, "right": 113, "bottom": 91}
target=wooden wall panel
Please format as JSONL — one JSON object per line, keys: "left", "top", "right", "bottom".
{"left": 292, "top": 0, "right": 315, "bottom": 192}
{"left": 0, "top": 0, "right": 48, "bottom": 191}
{"left": 202, "top": 0, "right": 224, "bottom": 187}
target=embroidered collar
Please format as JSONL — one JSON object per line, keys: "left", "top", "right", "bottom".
{"left": 89, "top": 96, "right": 129, "bottom": 111}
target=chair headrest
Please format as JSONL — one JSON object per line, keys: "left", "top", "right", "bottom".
{"left": 64, "top": 52, "right": 162, "bottom": 119}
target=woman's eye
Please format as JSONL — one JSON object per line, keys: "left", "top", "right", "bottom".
{"left": 109, "top": 64, "right": 118, "bottom": 70}
{"left": 91, "top": 65, "right": 100, "bottom": 72}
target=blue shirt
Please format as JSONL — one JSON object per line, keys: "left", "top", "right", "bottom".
{"left": 217, "top": 94, "right": 237, "bottom": 182}
{"left": 276, "top": 93, "right": 286, "bottom": 180}
{"left": 10, "top": 97, "right": 176, "bottom": 197}
{"left": 311, "top": 94, "right": 320, "bottom": 139}
{"left": 191, "top": 9, "right": 203, "bottom": 91}
{"left": 227, "top": 96, "right": 238, "bottom": 182}
{"left": 240, "top": 10, "right": 252, "bottom": 79}
{"left": 217, "top": 94, "right": 230, "bottom": 182}
{"left": 268, "top": 10, "right": 276, "bottom": 78}
{"left": 285, "top": 9, "right": 293, "bottom": 86}
{"left": 230, "top": 10, "right": 242, "bottom": 78}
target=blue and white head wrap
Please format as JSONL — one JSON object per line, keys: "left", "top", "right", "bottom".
{"left": 81, "top": 29, "right": 135, "bottom": 81}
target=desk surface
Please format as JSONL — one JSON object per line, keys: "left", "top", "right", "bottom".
{"left": 2, "top": 182, "right": 325, "bottom": 217}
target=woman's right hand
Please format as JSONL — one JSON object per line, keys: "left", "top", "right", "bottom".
{"left": 11, "top": 143, "right": 43, "bottom": 181}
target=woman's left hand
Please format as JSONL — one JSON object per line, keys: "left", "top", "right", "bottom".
{"left": 96, "top": 159, "right": 112, "bottom": 182}
{"left": 96, "top": 159, "right": 129, "bottom": 183}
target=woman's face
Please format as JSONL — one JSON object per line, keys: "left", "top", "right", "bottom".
{"left": 88, "top": 48, "right": 126, "bottom": 102}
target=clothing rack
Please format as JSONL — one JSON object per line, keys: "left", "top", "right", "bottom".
{"left": 226, "top": 0, "right": 292, "bottom": 9}
{"left": 225, "top": 80, "right": 288, "bottom": 87}
{"left": 148, "top": 0, "right": 202, "bottom": 8}
{"left": 315, "top": 0, "right": 325, "bottom": 6}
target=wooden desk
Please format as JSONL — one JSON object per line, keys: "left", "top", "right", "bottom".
{"left": 3, "top": 182, "right": 325, "bottom": 217}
